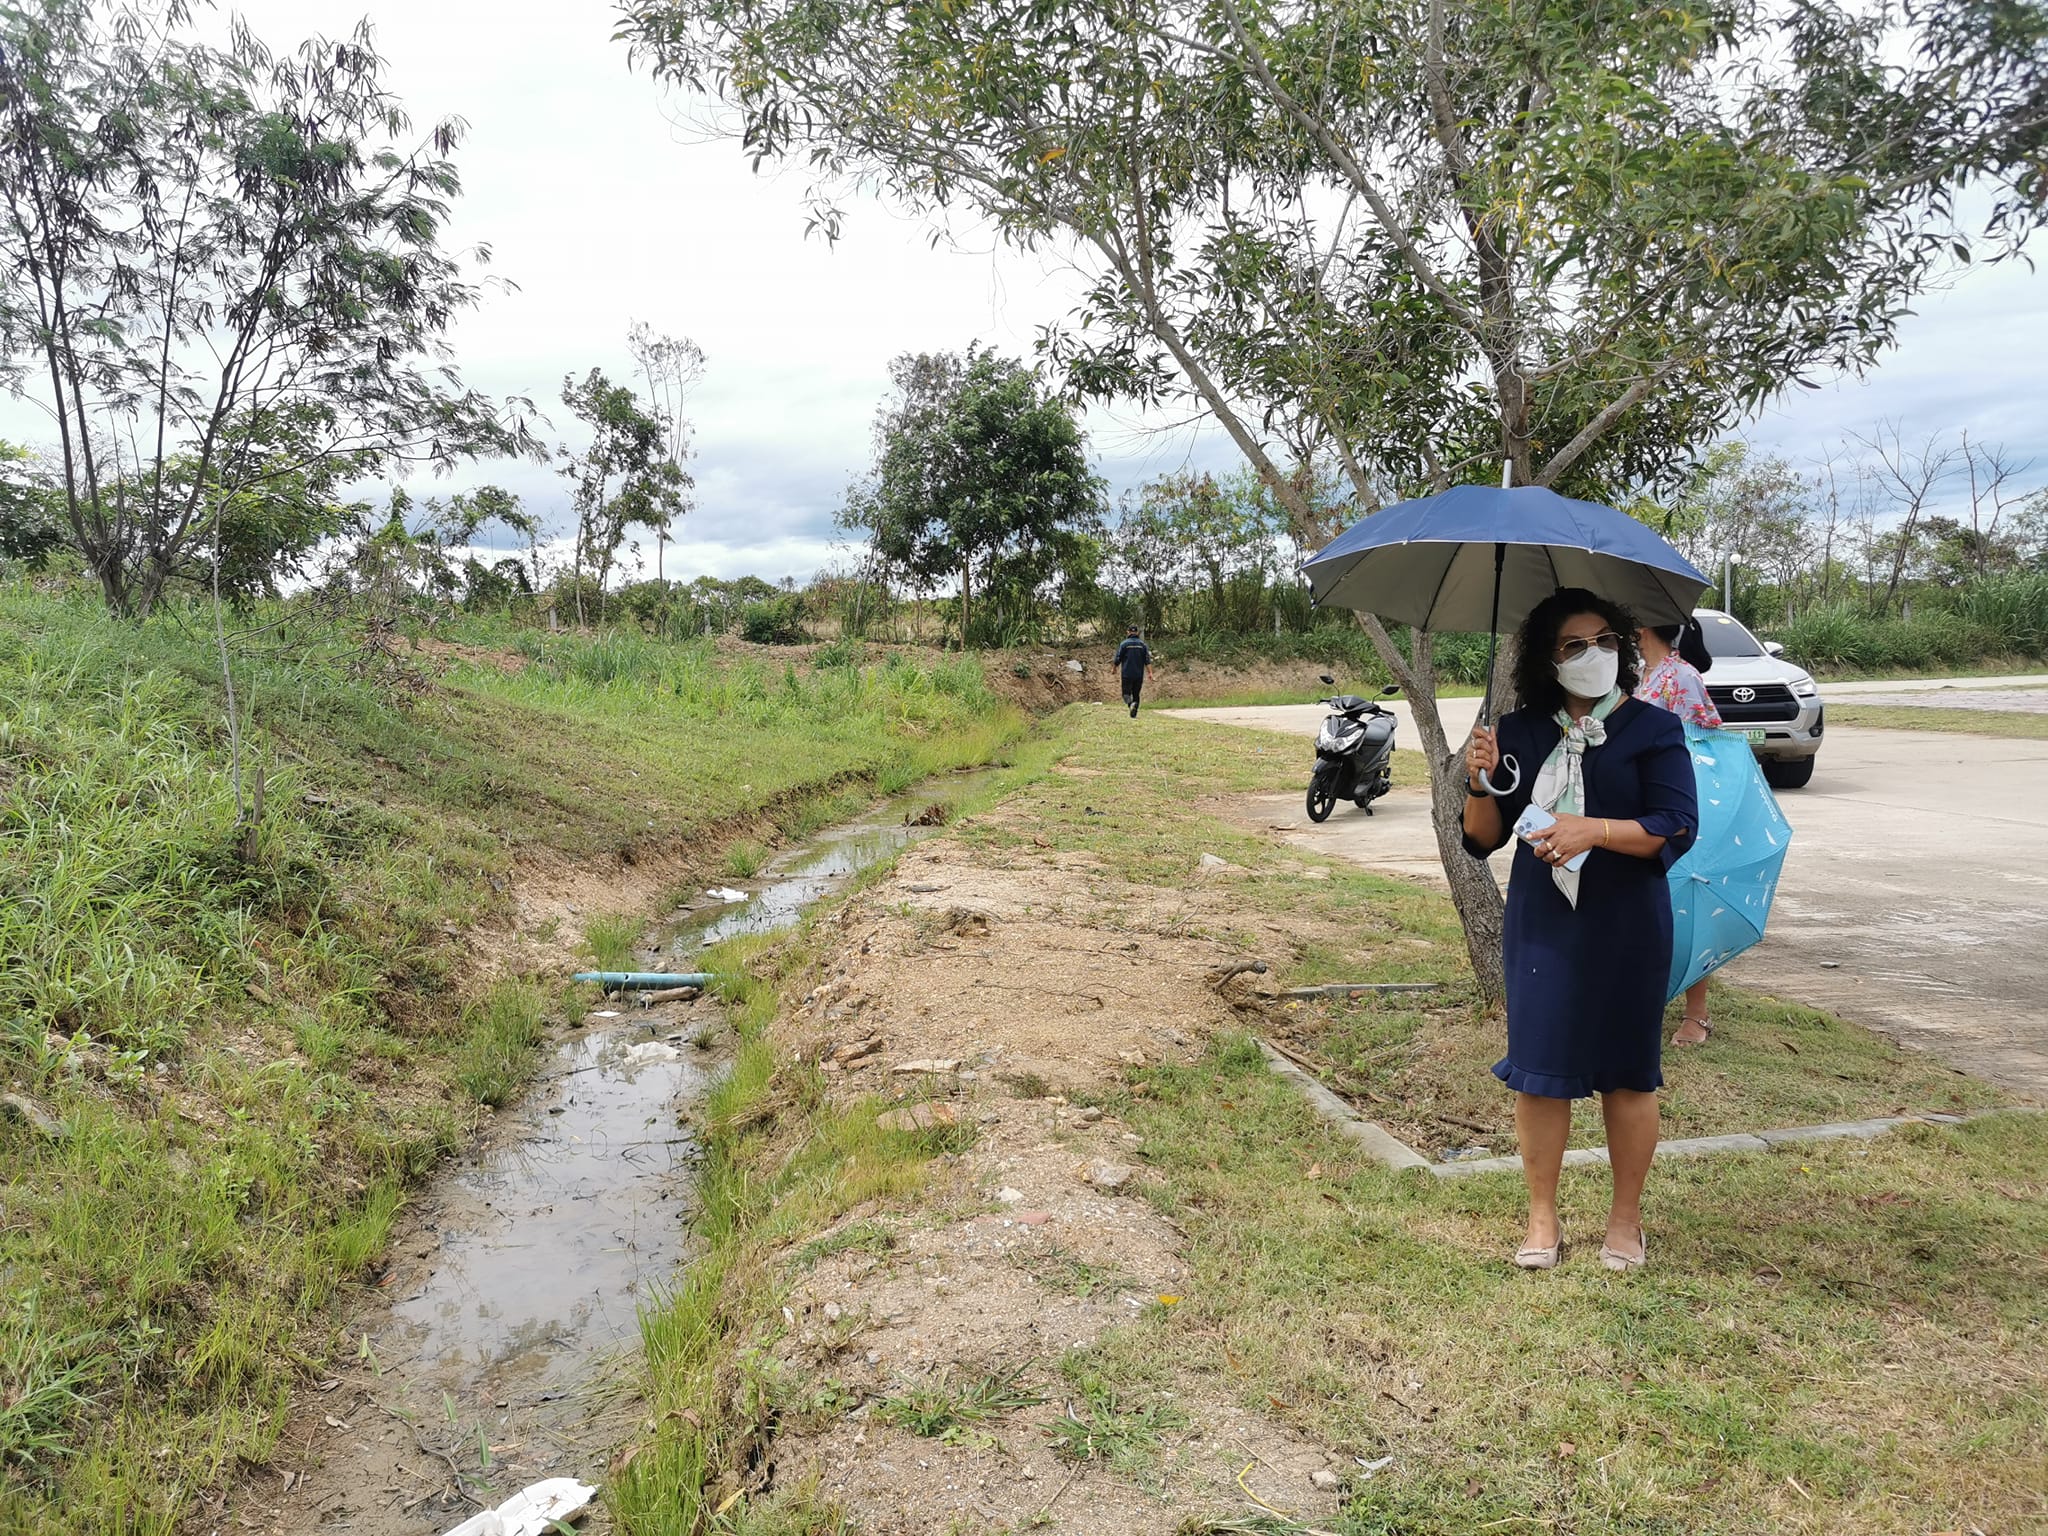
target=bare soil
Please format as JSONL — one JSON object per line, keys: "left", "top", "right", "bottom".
{"left": 752, "top": 804, "right": 1362, "bottom": 1530}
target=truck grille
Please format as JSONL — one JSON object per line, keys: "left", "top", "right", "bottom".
{"left": 1708, "top": 682, "right": 1800, "bottom": 722}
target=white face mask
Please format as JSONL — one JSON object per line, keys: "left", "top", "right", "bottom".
{"left": 1554, "top": 644, "right": 1620, "bottom": 700}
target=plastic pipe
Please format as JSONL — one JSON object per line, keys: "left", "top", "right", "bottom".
{"left": 572, "top": 972, "right": 715, "bottom": 989}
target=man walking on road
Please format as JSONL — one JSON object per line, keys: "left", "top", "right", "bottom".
{"left": 1114, "top": 626, "right": 1153, "bottom": 717}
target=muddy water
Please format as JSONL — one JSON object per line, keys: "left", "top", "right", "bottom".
{"left": 385, "top": 1031, "right": 712, "bottom": 1396}
{"left": 656, "top": 773, "right": 985, "bottom": 957}
{"left": 214, "top": 776, "right": 987, "bottom": 1535}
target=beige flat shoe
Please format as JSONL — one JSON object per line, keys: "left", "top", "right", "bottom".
{"left": 1514, "top": 1225, "right": 1562, "bottom": 1270}
{"left": 1599, "top": 1225, "right": 1647, "bottom": 1272}
{"left": 1672, "top": 1015, "right": 1712, "bottom": 1046}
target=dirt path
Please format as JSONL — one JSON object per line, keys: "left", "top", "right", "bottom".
{"left": 744, "top": 788, "right": 1358, "bottom": 1530}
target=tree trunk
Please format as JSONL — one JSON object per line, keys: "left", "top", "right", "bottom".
{"left": 959, "top": 556, "right": 971, "bottom": 647}
{"left": 1396, "top": 640, "right": 1508, "bottom": 1004}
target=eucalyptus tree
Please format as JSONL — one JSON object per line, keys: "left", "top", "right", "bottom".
{"left": 0, "top": 1, "right": 540, "bottom": 618}
{"left": 626, "top": 321, "right": 706, "bottom": 584}
{"left": 559, "top": 368, "right": 688, "bottom": 623}
{"left": 621, "top": 0, "right": 2048, "bottom": 994}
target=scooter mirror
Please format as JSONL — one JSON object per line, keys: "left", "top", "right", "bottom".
{"left": 1380, "top": 684, "right": 1400, "bottom": 696}
{"left": 1318, "top": 674, "right": 1335, "bottom": 685}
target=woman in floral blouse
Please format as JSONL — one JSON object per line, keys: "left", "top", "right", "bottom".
{"left": 1635, "top": 618, "right": 1720, "bottom": 1045}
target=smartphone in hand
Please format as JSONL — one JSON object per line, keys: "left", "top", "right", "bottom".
{"left": 1512, "top": 804, "right": 1589, "bottom": 872}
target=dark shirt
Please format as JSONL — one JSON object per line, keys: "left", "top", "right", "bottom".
{"left": 1114, "top": 638, "right": 1151, "bottom": 681}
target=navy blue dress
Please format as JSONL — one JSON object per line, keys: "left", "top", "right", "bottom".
{"left": 1462, "top": 698, "right": 1698, "bottom": 1099}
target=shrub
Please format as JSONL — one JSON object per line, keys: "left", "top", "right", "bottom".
{"left": 740, "top": 595, "right": 805, "bottom": 644}
{"left": 1947, "top": 573, "right": 2048, "bottom": 657}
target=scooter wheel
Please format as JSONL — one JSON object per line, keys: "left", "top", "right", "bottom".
{"left": 1306, "top": 781, "right": 1336, "bottom": 823}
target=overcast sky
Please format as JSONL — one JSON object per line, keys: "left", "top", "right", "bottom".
{"left": 19, "top": 2, "right": 2048, "bottom": 584}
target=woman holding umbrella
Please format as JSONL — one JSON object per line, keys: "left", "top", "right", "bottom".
{"left": 1462, "top": 589, "right": 1698, "bottom": 1272}
{"left": 1635, "top": 617, "right": 1723, "bottom": 1046}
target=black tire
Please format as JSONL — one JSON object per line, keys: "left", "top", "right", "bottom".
{"left": 1306, "top": 769, "right": 1337, "bottom": 823}
{"left": 1762, "top": 755, "right": 1815, "bottom": 790}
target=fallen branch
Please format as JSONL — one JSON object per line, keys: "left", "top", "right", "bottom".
{"left": 1206, "top": 959, "right": 1269, "bottom": 991}
{"left": 1281, "top": 982, "right": 1441, "bottom": 999}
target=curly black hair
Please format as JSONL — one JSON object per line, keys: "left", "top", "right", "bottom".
{"left": 1510, "top": 587, "right": 1643, "bottom": 716}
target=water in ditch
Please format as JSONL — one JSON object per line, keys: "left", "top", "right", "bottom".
{"left": 215, "top": 773, "right": 988, "bottom": 1535}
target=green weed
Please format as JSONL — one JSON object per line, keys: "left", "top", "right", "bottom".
{"left": 452, "top": 981, "right": 550, "bottom": 1107}
{"left": 583, "top": 913, "right": 643, "bottom": 970}
{"left": 875, "top": 1365, "right": 1047, "bottom": 1444}
{"left": 1045, "top": 1365, "right": 1188, "bottom": 1478}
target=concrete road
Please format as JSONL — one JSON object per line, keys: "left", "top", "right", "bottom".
{"left": 1166, "top": 694, "right": 2048, "bottom": 1096}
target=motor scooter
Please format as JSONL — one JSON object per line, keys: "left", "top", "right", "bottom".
{"left": 1307, "top": 676, "right": 1401, "bottom": 823}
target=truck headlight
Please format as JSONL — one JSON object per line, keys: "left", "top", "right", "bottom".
{"left": 1792, "top": 676, "right": 1819, "bottom": 699}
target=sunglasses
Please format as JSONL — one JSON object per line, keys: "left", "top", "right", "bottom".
{"left": 1555, "top": 631, "right": 1623, "bottom": 661}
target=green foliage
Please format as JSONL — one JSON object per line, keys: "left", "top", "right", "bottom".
{"left": 0, "top": 442, "right": 63, "bottom": 569}
{"left": 1773, "top": 587, "right": 2048, "bottom": 674}
{"left": 0, "top": 1, "right": 539, "bottom": 617}
{"left": 843, "top": 346, "right": 1105, "bottom": 647}
{"left": 559, "top": 367, "right": 690, "bottom": 621}
{"left": 742, "top": 593, "right": 806, "bottom": 644}
{"left": 1946, "top": 572, "right": 2048, "bottom": 657}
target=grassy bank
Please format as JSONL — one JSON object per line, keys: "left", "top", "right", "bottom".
{"left": 625, "top": 703, "right": 2040, "bottom": 1534}
{"left": 0, "top": 585, "right": 1021, "bottom": 1532}
{"left": 1828, "top": 702, "right": 2048, "bottom": 740}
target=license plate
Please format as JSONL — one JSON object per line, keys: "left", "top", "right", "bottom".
{"left": 1742, "top": 728, "right": 1766, "bottom": 745}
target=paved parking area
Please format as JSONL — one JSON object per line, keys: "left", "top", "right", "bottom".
{"left": 1168, "top": 699, "right": 2048, "bottom": 1096}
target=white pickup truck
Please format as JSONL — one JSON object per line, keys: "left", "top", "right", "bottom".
{"left": 1694, "top": 608, "right": 1824, "bottom": 789}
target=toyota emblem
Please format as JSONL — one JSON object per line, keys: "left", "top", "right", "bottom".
{"left": 1733, "top": 686, "right": 1757, "bottom": 703}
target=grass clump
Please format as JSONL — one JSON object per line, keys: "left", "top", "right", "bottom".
{"left": 452, "top": 981, "right": 550, "bottom": 1106}
{"left": 1046, "top": 1359, "right": 1188, "bottom": 1479}
{"left": 582, "top": 912, "right": 643, "bottom": 971}
{"left": 722, "top": 840, "right": 766, "bottom": 879}
{"left": 875, "top": 1365, "right": 1047, "bottom": 1445}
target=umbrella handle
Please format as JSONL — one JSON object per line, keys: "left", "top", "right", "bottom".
{"left": 1476, "top": 753, "right": 1521, "bottom": 797}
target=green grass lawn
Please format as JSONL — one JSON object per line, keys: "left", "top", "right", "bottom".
{"left": 0, "top": 584, "right": 1021, "bottom": 1533}
{"left": 1829, "top": 702, "right": 2048, "bottom": 740}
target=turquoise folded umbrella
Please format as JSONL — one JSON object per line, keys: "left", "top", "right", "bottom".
{"left": 1666, "top": 723, "right": 1794, "bottom": 1001}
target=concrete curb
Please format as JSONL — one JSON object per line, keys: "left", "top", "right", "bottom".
{"left": 1257, "top": 1038, "right": 2024, "bottom": 1179}
{"left": 1257, "top": 1040, "right": 1432, "bottom": 1172}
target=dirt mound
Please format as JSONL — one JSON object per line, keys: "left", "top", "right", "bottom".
{"left": 755, "top": 829, "right": 1353, "bottom": 1528}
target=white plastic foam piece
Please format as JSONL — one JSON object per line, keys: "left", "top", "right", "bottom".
{"left": 440, "top": 1477, "right": 599, "bottom": 1536}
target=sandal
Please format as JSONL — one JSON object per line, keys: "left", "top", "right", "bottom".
{"left": 1599, "top": 1225, "right": 1647, "bottom": 1273}
{"left": 1672, "top": 1015, "right": 1712, "bottom": 1047}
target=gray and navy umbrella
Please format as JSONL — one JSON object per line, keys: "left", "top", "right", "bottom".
{"left": 1301, "top": 482, "right": 1709, "bottom": 792}
{"left": 1302, "top": 483, "right": 1708, "bottom": 633}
